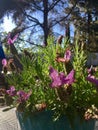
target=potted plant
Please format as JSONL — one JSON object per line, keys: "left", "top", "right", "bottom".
{"left": 3, "top": 37, "right": 98, "bottom": 130}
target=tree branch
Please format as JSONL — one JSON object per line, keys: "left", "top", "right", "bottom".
{"left": 32, "top": 1, "right": 43, "bottom": 11}
{"left": 50, "top": 2, "right": 77, "bottom": 27}
{"left": 24, "top": 12, "right": 43, "bottom": 28}
{"left": 18, "top": 7, "right": 43, "bottom": 28}
{"left": 48, "top": 0, "right": 61, "bottom": 11}
{"left": 19, "top": 38, "right": 44, "bottom": 48}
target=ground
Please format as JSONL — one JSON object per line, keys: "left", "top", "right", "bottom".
{"left": 0, "top": 106, "right": 21, "bottom": 130}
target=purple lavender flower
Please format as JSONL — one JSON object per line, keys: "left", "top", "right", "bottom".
{"left": 7, "top": 33, "right": 19, "bottom": 45}
{"left": 49, "top": 66, "right": 75, "bottom": 88}
{"left": 87, "top": 66, "right": 93, "bottom": 74}
{"left": 56, "top": 50, "right": 71, "bottom": 63}
{"left": 6, "top": 86, "right": 16, "bottom": 96}
{"left": 64, "top": 50, "right": 71, "bottom": 62}
{"left": 2, "top": 58, "right": 7, "bottom": 67}
{"left": 65, "top": 70, "right": 75, "bottom": 85}
{"left": 87, "top": 65, "right": 97, "bottom": 76}
{"left": 87, "top": 75, "right": 98, "bottom": 86}
{"left": 17, "top": 90, "right": 32, "bottom": 103}
{"left": 49, "top": 67, "right": 62, "bottom": 87}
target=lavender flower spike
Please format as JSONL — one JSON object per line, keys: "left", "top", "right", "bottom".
{"left": 2, "top": 58, "right": 7, "bottom": 67}
{"left": 49, "top": 66, "right": 75, "bottom": 88}
{"left": 49, "top": 66, "right": 62, "bottom": 87}
{"left": 87, "top": 75, "right": 98, "bottom": 86}
{"left": 64, "top": 69, "right": 75, "bottom": 85}
{"left": 64, "top": 50, "right": 71, "bottom": 62}
{"left": 6, "top": 86, "right": 16, "bottom": 96}
{"left": 56, "top": 49, "right": 71, "bottom": 63}
{"left": 17, "top": 90, "right": 32, "bottom": 103}
{"left": 7, "top": 33, "right": 19, "bottom": 45}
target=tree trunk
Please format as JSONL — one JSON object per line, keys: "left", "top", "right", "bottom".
{"left": 43, "top": 0, "right": 48, "bottom": 46}
{"left": 87, "top": 12, "right": 91, "bottom": 44}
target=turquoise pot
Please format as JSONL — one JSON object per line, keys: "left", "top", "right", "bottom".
{"left": 17, "top": 110, "right": 98, "bottom": 130}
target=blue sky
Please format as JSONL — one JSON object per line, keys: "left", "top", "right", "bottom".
{"left": 2, "top": 15, "right": 75, "bottom": 44}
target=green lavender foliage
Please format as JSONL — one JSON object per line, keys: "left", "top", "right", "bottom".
{"left": 67, "top": 41, "right": 98, "bottom": 118}
{"left": 5, "top": 36, "right": 70, "bottom": 115}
